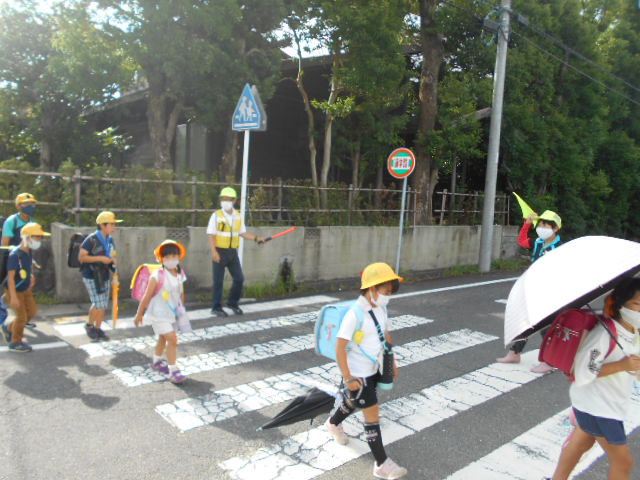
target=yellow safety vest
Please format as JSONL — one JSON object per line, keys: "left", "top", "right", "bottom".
{"left": 214, "top": 209, "right": 242, "bottom": 249}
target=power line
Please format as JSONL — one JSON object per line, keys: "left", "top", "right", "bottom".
{"left": 441, "top": 0, "right": 640, "bottom": 107}
{"left": 511, "top": 29, "right": 640, "bottom": 107}
{"left": 511, "top": 7, "right": 640, "bottom": 96}
{"left": 475, "top": 0, "right": 640, "bottom": 95}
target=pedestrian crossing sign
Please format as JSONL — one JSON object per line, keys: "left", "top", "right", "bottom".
{"left": 232, "top": 83, "right": 267, "bottom": 131}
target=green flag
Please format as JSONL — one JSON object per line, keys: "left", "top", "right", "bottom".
{"left": 513, "top": 192, "right": 535, "bottom": 219}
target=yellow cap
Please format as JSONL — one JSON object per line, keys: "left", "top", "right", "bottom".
{"left": 535, "top": 210, "right": 562, "bottom": 229}
{"left": 15, "top": 192, "right": 37, "bottom": 206}
{"left": 360, "top": 262, "right": 403, "bottom": 290}
{"left": 96, "top": 211, "right": 123, "bottom": 224}
{"left": 20, "top": 222, "right": 50, "bottom": 237}
{"left": 154, "top": 239, "right": 186, "bottom": 261}
{"left": 219, "top": 187, "right": 238, "bottom": 199}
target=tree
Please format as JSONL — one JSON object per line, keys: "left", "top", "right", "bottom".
{"left": 90, "top": 0, "right": 285, "bottom": 173}
{"left": 0, "top": 1, "right": 132, "bottom": 169}
{"left": 412, "top": 0, "right": 444, "bottom": 224}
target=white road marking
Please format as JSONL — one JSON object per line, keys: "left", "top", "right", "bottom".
{"left": 53, "top": 294, "right": 339, "bottom": 337}
{"left": 156, "top": 328, "right": 498, "bottom": 431}
{"left": 394, "top": 277, "right": 518, "bottom": 300}
{"left": 219, "top": 350, "right": 544, "bottom": 480}
{"left": 80, "top": 311, "right": 319, "bottom": 358}
{"left": 445, "top": 393, "right": 640, "bottom": 480}
{"left": 112, "top": 315, "right": 433, "bottom": 387}
{"left": 0, "top": 341, "right": 68, "bottom": 353}
{"left": 495, "top": 299, "right": 508, "bottom": 304}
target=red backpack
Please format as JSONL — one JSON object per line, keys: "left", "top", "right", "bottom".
{"left": 539, "top": 309, "right": 619, "bottom": 381}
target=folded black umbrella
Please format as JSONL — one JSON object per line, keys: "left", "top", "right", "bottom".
{"left": 258, "top": 387, "right": 337, "bottom": 431}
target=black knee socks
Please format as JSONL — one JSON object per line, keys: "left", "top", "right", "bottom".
{"left": 329, "top": 400, "right": 355, "bottom": 426}
{"left": 364, "top": 422, "right": 387, "bottom": 467}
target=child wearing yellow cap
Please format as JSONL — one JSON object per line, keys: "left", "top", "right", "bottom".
{"left": 324, "top": 262, "right": 407, "bottom": 479}
{"left": 133, "top": 240, "right": 188, "bottom": 384}
{"left": 1, "top": 193, "right": 38, "bottom": 247}
{"left": 78, "top": 211, "right": 122, "bottom": 340}
{"left": 1, "top": 223, "right": 50, "bottom": 352}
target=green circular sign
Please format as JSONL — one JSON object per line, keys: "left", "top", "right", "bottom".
{"left": 387, "top": 148, "right": 416, "bottom": 179}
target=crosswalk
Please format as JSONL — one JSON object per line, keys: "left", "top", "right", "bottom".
{"left": 12, "top": 284, "right": 636, "bottom": 479}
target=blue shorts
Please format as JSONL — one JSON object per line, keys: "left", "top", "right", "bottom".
{"left": 573, "top": 408, "right": 627, "bottom": 445}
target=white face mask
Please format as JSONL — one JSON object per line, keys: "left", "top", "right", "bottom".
{"left": 28, "top": 239, "right": 41, "bottom": 250}
{"left": 221, "top": 201, "right": 234, "bottom": 212}
{"left": 619, "top": 307, "right": 640, "bottom": 329}
{"left": 374, "top": 293, "right": 390, "bottom": 308}
{"left": 536, "top": 226, "right": 554, "bottom": 240}
{"left": 163, "top": 259, "right": 180, "bottom": 270}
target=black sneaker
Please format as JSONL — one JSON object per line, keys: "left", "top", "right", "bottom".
{"left": 211, "top": 308, "right": 228, "bottom": 318}
{"left": 26, "top": 321, "right": 36, "bottom": 328}
{"left": 227, "top": 305, "right": 243, "bottom": 315}
{"left": 1, "top": 324, "right": 12, "bottom": 343}
{"left": 95, "top": 328, "right": 109, "bottom": 341}
{"left": 85, "top": 323, "right": 99, "bottom": 340}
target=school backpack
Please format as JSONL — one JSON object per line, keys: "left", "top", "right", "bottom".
{"left": 0, "top": 246, "right": 12, "bottom": 285}
{"left": 130, "top": 264, "right": 164, "bottom": 301}
{"left": 539, "top": 309, "right": 618, "bottom": 380}
{"left": 315, "top": 301, "right": 368, "bottom": 362}
{"left": 67, "top": 233, "right": 88, "bottom": 268}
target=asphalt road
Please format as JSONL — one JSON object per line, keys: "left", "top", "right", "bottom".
{"left": 1, "top": 271, "right": 637, "bottom": 480}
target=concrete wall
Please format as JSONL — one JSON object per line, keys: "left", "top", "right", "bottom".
{"left": 51, "top": 223, "right": 519, "bottom": 301}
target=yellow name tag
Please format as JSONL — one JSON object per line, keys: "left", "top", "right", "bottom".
{"left": 19, "top": 269, "right": 28, "bottom": 279}
{"left": 353, "top": 330, "right": 365, "bottom": 344}
{"left": 162, "top": 291, "right": 170, "bottom": 301}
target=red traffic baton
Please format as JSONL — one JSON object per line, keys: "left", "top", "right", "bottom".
{"left": 264, "top": 227, "right": 298, "bottom": 242}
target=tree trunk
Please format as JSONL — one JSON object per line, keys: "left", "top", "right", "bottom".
{"left": 350, "top": 140, "right": 361, "bottom": 204}
{"left": 413, "top": 0, "right": 443, "bottom": 224}
{"left": 292, "top": 28, "right": 319, "bottom": 208}
{"left": 320, "top": 74, "right": 338, "bottom": 209}
{"left": 147, "top": 89, "right": 182, "bottom": 171}
{"left": 220, "top": 128, "right": 240, "bottom": 181}
{"left": 39, "top": 104, "right": 54, "bottom": 170}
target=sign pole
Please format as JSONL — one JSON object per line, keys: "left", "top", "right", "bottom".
{"left": 396, "top": 176, "right": 408, "bottom": 273}
{"left": 387, "top": 147, "right": 415, "bottom": 275}
{"left": 231, "top": 83, "right": 266, "bottom": 266}
{"left": 239, "top": 130, "right": 250, "bottom": 266}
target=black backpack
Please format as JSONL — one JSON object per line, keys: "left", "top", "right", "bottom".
{"left": 0, "top": 246, "right": 12, "bottom": 285}
{"left": 67, "top": 233, "right": 88, "bottom": 268}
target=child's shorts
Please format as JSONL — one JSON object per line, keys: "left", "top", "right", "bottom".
{"left": 82, "top": 277, "right": 111, "bottom": 310}
{"left": 573, "top": 408, "right": 627, "bottom": 445}
{"left": 149, "top": 318, "right": 177, "bottom": 336}
{"left": 347, "top": 373, "right": 380, "bottom": 409}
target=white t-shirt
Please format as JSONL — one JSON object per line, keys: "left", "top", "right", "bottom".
{"left": 570, "top": 321, "right": 640, "bottom": 421}
{"left": 206, "top": 209, "right": 247, "bottom": 235}
{"left": 144, "top": 268, "right": 186, "bottom": 324}
{"left": 337, "top": 295, "right": 388, "bottom": 378}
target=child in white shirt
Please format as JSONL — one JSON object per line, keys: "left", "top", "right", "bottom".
{"left": 134, "top": 240, "right": 188, "bottom": 384}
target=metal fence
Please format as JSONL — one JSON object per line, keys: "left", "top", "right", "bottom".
{"left": 0, "top": 168, "right": 511, "bottom": 227}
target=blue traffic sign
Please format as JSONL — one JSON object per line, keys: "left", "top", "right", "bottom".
{"left": 232, "top": 84, "right": 267, "bottom": 131}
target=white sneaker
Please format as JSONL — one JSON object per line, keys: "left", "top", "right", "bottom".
{"left": 325, "top": 419, "right": 349, "bottom": 445}
{"left": 373, "top": 458, "right": 408, "bottom": 479}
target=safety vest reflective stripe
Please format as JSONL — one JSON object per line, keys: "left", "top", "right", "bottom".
{"left": 214, "top": 210, "right": 242, "bottom": 249}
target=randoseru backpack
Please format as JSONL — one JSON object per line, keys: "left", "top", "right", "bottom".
{"left": 539, "top": 308, "right": 619, "bottom": 381}
{"left": 67, "top": 233, "right": 88, "bottom": 268}
{"left": 130, "top": 264, "right": 164, "bottom": 301}
{"left": 315, "top": 300, "right": 370, "bottom": 362}
{"left": 0, "top": 246, "right": 12, "bottom": 285}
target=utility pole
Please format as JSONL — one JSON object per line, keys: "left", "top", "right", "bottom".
{"left": 479, "top": 0, "right": 511, "bottom": 273}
